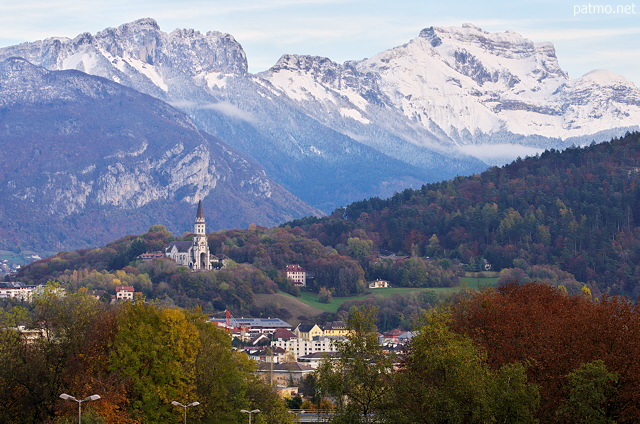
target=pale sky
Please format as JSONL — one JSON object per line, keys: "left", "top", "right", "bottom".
{"left": 0, "top": 0, "right": 638, "bottom": 85}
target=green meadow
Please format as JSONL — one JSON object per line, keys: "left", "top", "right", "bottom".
{"left": 289, "top": 276, "right": 499, "bottom": 314}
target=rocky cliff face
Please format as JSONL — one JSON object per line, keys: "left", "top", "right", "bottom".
{"left": 2, "top": 19, "right": 639, "bottom": 211}
{"left": 0, "top": 19, "right": 484, "bottom": 211}
{"left": 0, "top": 58, "right": 319, "bottom": 253}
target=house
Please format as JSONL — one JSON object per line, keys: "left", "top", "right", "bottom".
{"left": 396, "top": 331, "right": 416, "bottom": 343}
{"left": 88, "top": 290, "right": 107, "bottom": 302}
{"left": 115, "top": 286, "right": 134, "bottom": 301}
{"left": 297, "top": 352, "right": 338, "bottom": 369}
{"left": 273, "top": 328, "right": 298, "bottom": 341}
{"left": 137, "top": 252, "right": 165, "bottom": 261}
{"left": 0, "top": 282, "right": 44, "bottom": 302}
{"left": 255, "top": 362, "right": 314, "bottom": 387}
{"left": 382, "top": 329, "right": 405, "bottom": 342}
{"left": 368, "top": 279, "right": 390, "bottom": 289}
{"left": 14, "top": 325, "right": 49, "bottom": 344}
{"left": 250, "top": 333, "right": 271, "bottom": 346}
{"left": 165, "top": 200, "right": 212, "bottom": 271}
{"left": 274, "top": 386, "right": 299, "bottom": 399}
{"left": 322, "top": 321, "right": 351, "bottom": 337}
{"left": 294, "top": 323, "right": 323, "bottom": 341}
{"left": 285, "top": 264, "right": 306, "bottom": 287}
{"left": 244, "top": 346, "right": 287, "bottom": 363}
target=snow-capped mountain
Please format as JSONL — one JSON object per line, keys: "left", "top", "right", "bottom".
{"left": 0, "top": 57, "right": 319, "bottom": 253}
{"left": 2, "top": 19, "right": 638, "bottom": 211}
{"left": 262, "top": 23, "right": 640, "bottom": 163}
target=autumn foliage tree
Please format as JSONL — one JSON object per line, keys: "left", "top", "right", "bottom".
{"left": 387, "top": 310, "right": 539, "bottom": 424}
{"left": 316, "top": 306, "right": 393, "bottom": 423}
{"left": 449, "top": 282, "right": 640, "bottom": 422}
{"left": 0, "top": 287, "right": 292, "bottom": 424}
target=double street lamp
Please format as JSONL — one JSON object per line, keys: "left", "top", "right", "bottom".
{"left": 240, "top": 408, "right": 260, "bottom": 424}
{"left": 171, "top": 400, "right": 200, "bottom": 424}
{"left": 59, "top": 393, "right": 101, "bottom": 424}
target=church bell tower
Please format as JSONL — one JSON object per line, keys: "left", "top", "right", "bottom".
{"left": 191, "top": 200, "right": 211, "bottom": 270}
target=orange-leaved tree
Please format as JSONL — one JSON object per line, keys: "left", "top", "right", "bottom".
{"left": 449, "top": 282, "right": 640, "bottom": 422}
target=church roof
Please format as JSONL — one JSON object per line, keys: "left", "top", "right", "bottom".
{"left": 196, "top": 200, "right": 204, "bottom": 219}
{"left": 166, "top": 241, "right": 193, "bottom": 253}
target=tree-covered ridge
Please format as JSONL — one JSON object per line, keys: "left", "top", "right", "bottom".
{"left": 13, "top": 218, "right": 457, "bottom": 328}
{"left": 290, "top": 132, "right": 640, "bottom": 297}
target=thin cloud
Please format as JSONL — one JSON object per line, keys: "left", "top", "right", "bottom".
{"left": 200, "top": 101, "right": 258, "bottom": 123}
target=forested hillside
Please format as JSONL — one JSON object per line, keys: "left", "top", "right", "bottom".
{"left": 289, "top": 132, "right": 640, "bottom": 297}
{"left": 11, "top": 133, "right": 640, "bottom": 324}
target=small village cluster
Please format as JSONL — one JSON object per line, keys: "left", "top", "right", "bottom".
{"left": 209, "top": 313, "right": 414, "bottom": 398}
{"left": 0, "top": 282, "right": 137, "bottom": 303}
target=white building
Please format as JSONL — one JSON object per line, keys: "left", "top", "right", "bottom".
{"left": 0, "top": 282, "right": 43, "bottom": 301}
{"left": 271, "top": 336, "right": 340, "bottom": 361}
{"left": 165, "top": 200, "right": 212, "bottom": 271}
{"left": 368, "top": 279, "right": 390, "bottom": 289}
{"left": 285, "top": 264, "right": 306, "bottom": 287}
{"left": 115, "top": 285, "right": 134, "bottom": 301}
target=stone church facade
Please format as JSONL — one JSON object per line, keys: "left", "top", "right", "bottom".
{"left": 165, "top": 200, "right": 212, "bottom": 270}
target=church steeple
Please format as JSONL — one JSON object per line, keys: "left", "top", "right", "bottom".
{"left": 192, "top": 200, "right": 211, "bottom": 270}
{"left": 165, "top": 200, "right": 211, "bottom": 271}
{"left": 194, "top": 200, "right": 205, "bottom": 235}
{"left": 196, "top": 200, "right": 204, "bottom": 220}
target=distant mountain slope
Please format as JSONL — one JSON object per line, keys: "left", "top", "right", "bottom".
{"left": 0, "top": 57, "right": 319, "bottom": 253}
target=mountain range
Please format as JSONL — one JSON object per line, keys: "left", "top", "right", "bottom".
{"left": 1, "top": 18, "right": 640, "bottom": 254}
{"left": 0, "top": 57, "right": 318, "bottom": 253}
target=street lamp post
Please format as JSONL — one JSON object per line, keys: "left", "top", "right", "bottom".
{"left": 240, "top": 408, "right": 260, "bottom": 424}
{"left": 59, "top": 393, "right": 101, "bottom": 424}
{"left": 171, "top": 401, "right": 200, "bottom": 424}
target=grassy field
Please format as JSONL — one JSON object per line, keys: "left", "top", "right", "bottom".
{"left": 0, "top": 250, "right": 26, "bottom": 262}
{"left": 290, "top": 277, "right": 500, "bottom": 314}
{"left": 459, "top": 276, "right": 499, "bottom": 290}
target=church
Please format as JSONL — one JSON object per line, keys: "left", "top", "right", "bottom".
{"left": 165, "top": 200, "right": 212, "bottom": 270}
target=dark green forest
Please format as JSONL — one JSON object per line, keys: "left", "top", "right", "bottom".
{"left": 288, "top": 131, "right": 640, "bottom": 298}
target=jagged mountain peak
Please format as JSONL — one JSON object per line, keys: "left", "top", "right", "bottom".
{"left": 351, "top": 22, "right": 640, "bottom": 142}
{"left": 271, "top": 54, "right": 338, "bottom": 73}
{"left": 0, "top": 18, "right": 248, "bottom": 96}
{"left": 118, "top": 17, "right": 161, "bottom": 31}
{"left": 413, "top": 23, "right": 567, "bottom": 79}
{"left": 429, "top": 23, "right": 535, "bottom": 52}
